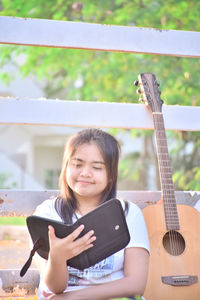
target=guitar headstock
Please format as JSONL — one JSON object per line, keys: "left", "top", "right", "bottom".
{"left": 134, "top": 73, "right": 163, "bottom": 113}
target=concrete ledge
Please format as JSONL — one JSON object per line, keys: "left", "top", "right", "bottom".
{"left": 0, "top": 226, "right": 29, "bottom": 242}
{"left": 0, "top": 268, "right": 39, "bottom": 295}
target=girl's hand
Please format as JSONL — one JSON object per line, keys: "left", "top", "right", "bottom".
{"left": 48, "top": 224, "right": 96, "bottom": 264}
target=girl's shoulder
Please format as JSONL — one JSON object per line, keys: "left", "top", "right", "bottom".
{"left": 118, "top": 198, "right": 146, "bottom": 226}
{"left": 118, "top": 198, "right": 142, "bottom": 215}
{"left": 33, "top": 197, "right": 62, "bottom": 221}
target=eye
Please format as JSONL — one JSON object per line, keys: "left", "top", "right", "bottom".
{"left": 93, "top": 164, "right": 105, "bottom": 170}
{"left": 73, "top": 163, "right": 82, "bottom": 168}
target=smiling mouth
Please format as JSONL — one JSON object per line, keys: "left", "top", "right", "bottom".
{"left": 77, "top": 180, "right": 94, "bottom": 184}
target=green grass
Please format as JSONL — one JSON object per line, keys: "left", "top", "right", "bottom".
{"left": 0, "top": 216, "right": 26, "bottom": 226}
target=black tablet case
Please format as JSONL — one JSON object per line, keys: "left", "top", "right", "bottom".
{"left": 20, "top": 198, "right": 130, "bottom": 276}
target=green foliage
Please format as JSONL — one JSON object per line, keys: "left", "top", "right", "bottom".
{"left": 171, "top": 131, "right": 200, "bottom": 190}
{"left": 0, "top": 0, "right": 200, "bottom": 103}
{"left": 0, "top": 172, "right": 18, "bottom": 189}
{"left": 0, "top": 0, "right": 199, "bottom": 190}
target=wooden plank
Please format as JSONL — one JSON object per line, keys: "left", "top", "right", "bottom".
{"left": 0, "top": 190, "right": 58, "bottom": 216}
{"left": 0, "top": 190, "right": 199, "bottom": 216}
{"left": 0, "top": 16, "right": 200, "bottom": 57}
{"left": 0, "top": 98, "right": 200, "bottom": 131}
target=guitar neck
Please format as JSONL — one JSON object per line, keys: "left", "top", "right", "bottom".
{"left": 153, "top": 112, "right": 180, "bottom": 230}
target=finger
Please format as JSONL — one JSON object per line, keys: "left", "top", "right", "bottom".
{"left": 82, "top": 230, "right": 96, "bottom": 242}
{"left": 74, "top": 230, "right": 96, "bottom": 248}
{"left": 73, "top": 235, "right": 96, "bottom": 256}
{"left": 67, "top": 224, "right": 85, "bottom": 242}
{"left": 66, "top": 230, "right": 96, "bottom": 257}
{"left": 82, "top": 235, "right": 96, "bottom": 248}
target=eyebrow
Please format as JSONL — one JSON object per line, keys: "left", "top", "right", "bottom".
{"left": 72, "top": 158, "right": 105, "bottom": 164}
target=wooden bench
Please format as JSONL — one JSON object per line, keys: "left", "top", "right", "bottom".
{"left": 1, "top": 190, "right": 200, "bottom": 296}
{"left": 0, "top": 16, "right": 200, "bottom": 297}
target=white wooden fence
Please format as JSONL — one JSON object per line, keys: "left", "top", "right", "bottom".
{"left": 1, "top": 16, "right": 200, "bottom": 57}
{"left": 0, "top": 16, "right": 200, "bottom": 297}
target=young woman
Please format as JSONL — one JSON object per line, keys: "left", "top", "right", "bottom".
{"left": 33, "top": 128, "right": 149, "bottom": 300}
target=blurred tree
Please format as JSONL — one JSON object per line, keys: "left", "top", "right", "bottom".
{"left": 0, "top": 172, "right": 18, "bottom": 189}
{"left": 0, "top": 0, "right": 199, "bottom": 190}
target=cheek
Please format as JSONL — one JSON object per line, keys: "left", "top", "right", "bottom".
{"left": 66, "top": 167, "right": 74, "bottom": 185}
{"left": 103, "top": 171, "right": 109, "bottom": 187}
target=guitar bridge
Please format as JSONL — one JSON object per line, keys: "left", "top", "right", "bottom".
{"left": 161, "top": 275, "right": 198, "bottom": 286}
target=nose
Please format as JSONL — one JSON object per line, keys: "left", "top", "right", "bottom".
{"left": 80, "top": 166, "right": 92, "bottom": 177}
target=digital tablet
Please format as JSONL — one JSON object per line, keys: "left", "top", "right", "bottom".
{"left": 20, "top": 198, "right": 130, "bottom": 276}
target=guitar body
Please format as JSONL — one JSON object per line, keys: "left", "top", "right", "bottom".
{"left": 143, "top": 203, "right": 200, "bottom": 300}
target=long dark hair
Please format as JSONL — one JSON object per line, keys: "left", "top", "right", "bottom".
{"left": 55, "top": 128, "right": 121, "bottom": 222}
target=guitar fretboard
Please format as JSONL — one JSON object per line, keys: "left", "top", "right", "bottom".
{"left": 153, "top": 113, "right": 180, "bottom": 230}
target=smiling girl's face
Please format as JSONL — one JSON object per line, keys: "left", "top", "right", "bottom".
{"left": 66, "top": 143, "right": 108, "bottom": 204}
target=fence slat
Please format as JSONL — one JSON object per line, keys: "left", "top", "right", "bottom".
{"left": 0, "top": 98, "right": 200, "bottom": 131}
{"left": 0, "top": 16, "right": 200, "bottom": 57}
{"left": 0, "top": 190, "right": 200, "bottom": 216}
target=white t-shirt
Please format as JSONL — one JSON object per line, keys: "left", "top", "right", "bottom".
{"left": 33, "top": 198, "right": 149, "bottom": 298}
{"left": 194, "top": 200, "right": 200, "bottom": 212}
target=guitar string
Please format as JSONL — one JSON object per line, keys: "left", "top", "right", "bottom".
{"left": 154, "top": 117, "right": 174, "bottom": 255}
{"left": 157, "top": 115, "right": 184, "bottom": 256}
{"left": 157, "top": 116, "right": 181, "bottom": 256}
{"left": 154, "top": 114, "right": 182, "bottom": 256}
{"left": 160, "top": 123, "right": 184, "bottom": 256}
{"left": 164, "top": 192, "right": 179, "bottom": 255}
{"left": 159, "top": 139, "right": 177, "bottom": 254}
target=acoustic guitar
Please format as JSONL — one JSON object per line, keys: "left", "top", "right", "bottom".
{"left": 134, "top": 73, "right": 200, "bottom": 300}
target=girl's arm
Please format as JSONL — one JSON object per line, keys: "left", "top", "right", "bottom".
{"left": 44, "top": 224, "right": 96, "bottom": 294}
{"left": 47, "top": 246, "right": 149, "bottom": 300}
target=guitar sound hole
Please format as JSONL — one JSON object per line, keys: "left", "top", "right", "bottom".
{"left": 162, "top": 230, "right": 185, "bottom": 256}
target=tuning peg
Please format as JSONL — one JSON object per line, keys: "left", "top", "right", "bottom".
{"left": 134, "top": 80, "right": 139, "bottom": 86}
{"left": 136, "top": 88, "right": 142, "bottom": 94}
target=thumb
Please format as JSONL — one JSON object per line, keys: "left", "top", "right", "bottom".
{"left": 48, "top": 225, "right": 56, "bottom": 241}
